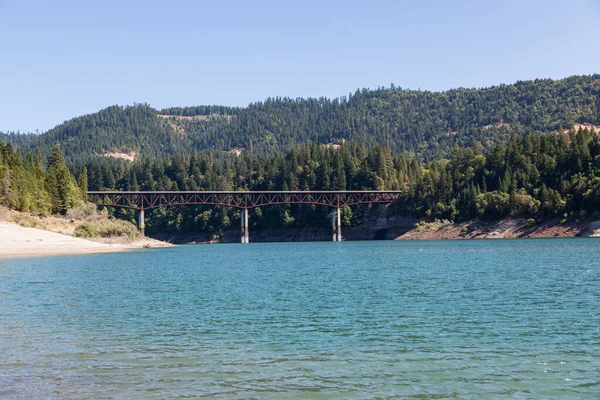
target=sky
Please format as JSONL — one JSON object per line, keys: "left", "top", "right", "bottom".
{"left": 1, "top": 0, "right": 599, "bottom": 133}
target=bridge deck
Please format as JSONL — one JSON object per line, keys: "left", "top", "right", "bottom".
{"left": 87, "top": 190, "right": 403, "bottom": 210}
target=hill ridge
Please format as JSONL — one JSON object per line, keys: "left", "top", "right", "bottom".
{"left": 1, "top": 74, "right": 599, "bottom": 161}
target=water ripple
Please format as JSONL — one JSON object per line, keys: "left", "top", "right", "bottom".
{"left": 0, "top": 239, "right": 599, "bottom": 398}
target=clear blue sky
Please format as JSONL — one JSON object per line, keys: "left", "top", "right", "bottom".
{"left": 1, "top": 0, "right": 599, "bottom": 133}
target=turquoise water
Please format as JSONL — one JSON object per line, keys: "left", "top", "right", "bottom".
{"left": 0, "top": 239, "right": 599, "bottom": 399}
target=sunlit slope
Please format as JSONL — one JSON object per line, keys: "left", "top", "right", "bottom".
{"left": 3, "top": 75, "right": 599, "bottom": 161}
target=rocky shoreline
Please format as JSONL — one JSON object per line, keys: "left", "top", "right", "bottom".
{"left": 397, "top": 217, "right": 600, "bottom": 240}
{"left": 149, "top": 205, "right": 600, "bottom": 244}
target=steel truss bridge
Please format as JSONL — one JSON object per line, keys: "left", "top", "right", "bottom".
{"left": 87, "top": 190, "right": 403, "bottom": 243}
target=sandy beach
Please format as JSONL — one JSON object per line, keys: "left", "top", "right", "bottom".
{"left": 0, "top": 221, "right": 172, "bottom": 258}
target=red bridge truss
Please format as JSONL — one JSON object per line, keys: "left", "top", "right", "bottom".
{"left": 87, "top": 190, "right": 403, "bottom": 210}
{"left": 86, "top": 190, "right": 403, "bottom": 242}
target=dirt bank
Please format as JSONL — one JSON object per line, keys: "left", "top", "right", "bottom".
{"left": 396, "top": 218, "right": 600, "bottom": 240}
{"left": 151, "top": 211, "right": 600, "bottom": 244}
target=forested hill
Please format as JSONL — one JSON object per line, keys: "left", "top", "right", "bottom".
{"left": 2, "top": 75, "right": 599, "bottom": 161}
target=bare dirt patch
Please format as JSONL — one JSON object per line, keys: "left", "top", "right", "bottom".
{"left": 228, "top": 148, "right": 244, "bottom": 156}
{"left": 157, "top": 114, "right": 233, "bottom": 121}
{"left": 482, "top": 121, "right": 510, "bottom": 130}
{"left": 103, "top": 151, "right": 137, "bottom": 161}
{"left": 573, "top": 123, "right": 600, "bottom": 134}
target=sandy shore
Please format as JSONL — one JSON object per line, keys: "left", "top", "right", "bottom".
{"left": 0, "top": 221, "right": 172, "bottom": 258}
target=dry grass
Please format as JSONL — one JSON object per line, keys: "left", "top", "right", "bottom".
{"left": 1, "top": 203, "right": 139, "bottom": 241}
{"left": 414, "top": 219, "right": 453, "bottom": 232}
{"left": 0, "top": 205, "right": 10, "bottom": 221}
{"left": 0, "top": 206, "right": 46, "bottom": 229}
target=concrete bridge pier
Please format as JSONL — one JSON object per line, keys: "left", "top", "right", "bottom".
{"left": 241, "top": 208, "right": 249, "bottom": 243}
{"left": 332, "top": 207, "right": 342, "bottom": 242}
{"left": 337, "top": 207, "right": 342, "bottom": 242}
{"left": 138, "top": 209, "right": 145, "bottom": 236}
{"left": 244, "top": 208, "right": 249, "bottom": 243}
{"left": 332, "top": 210, "right": 337, "bottom": 241}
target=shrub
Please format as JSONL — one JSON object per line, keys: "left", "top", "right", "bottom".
{"left": 65, "top": 202, "right": 98, "bottom": 221}
{"left": 73, "top": 223, "right": 98, "bottom": 238}
{"left": 13, "top": 214, "right": 45, "bottom": 229}
{"left": 415, "top": 219, "right": 453, "bottom": 232}
{"left": 73, "top": 219, "right": 139, "bottom": 240}
{"left": 476, "top": 191, "right": 510, "bottom": 220}
{"left": 511, "top": 190, "right": 540, "bottom": 217}
{"left": 527, "top": 218, "right": 536, "bottom": 227}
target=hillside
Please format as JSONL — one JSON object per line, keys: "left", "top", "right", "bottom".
{"left": 2, "top": 75, "right": 599, "bottom": 161}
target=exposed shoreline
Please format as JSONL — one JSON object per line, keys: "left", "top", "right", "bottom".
{"left": 396, "top": 217, "right": 600, "bottom": 240}
{"left": 2, "top": 215, "right": 599, "bottom": 258}
{"left": 150, "top": 217, "right": 600, "bottom": 244}
{"left": 0, "top": 221, "right": 172, "bottom": 259}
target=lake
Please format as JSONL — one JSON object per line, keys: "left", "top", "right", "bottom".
{"left": 0, "top": 239, "right": 598, "bottom": 398}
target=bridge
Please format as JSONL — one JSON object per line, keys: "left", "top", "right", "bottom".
{"left": 87, "top": 190, "right": 403, "bottom": 243}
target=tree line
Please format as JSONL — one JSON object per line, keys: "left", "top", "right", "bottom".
{"left": 0, "top": 143, "right": 85, "bottom": 215}
{"left": 64, "top": 127, "right": 600, "bottom": 234}
{"left": 2, "top": 75, "right": 599, "bottom": 162}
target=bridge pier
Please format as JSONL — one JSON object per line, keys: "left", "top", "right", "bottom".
{"left": 332, "top": 210, "right": 336, "bottom": 241}
{"left": 337, "top": 207, "right": 342, "bottom": 242}
{"left": 138, "top": 209, "right": 145, "bottom": 236}
{"left": 241, "top": 208, "right": 249, "bottom": 243}
{"left": 245, "top": 208, "right": 249, "bottom": 243}
{"left": 332, "top": 207, "right": 342, "bottom": 242}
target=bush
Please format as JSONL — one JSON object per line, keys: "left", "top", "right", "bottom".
{"left": 527, "top": 218, "right": 536, "bottom": 227}
{"left": 511, "top": 190, "right": 540, "bottom": 217}
{"left": 16, "top": 215, "right": 45, "bottom": 229}
{"left": 65, "top": 202, "right": 98, "bottom": 221}
{"left": 73, "top": 223, "right": 98, "bottom": 238}
{"left": 476, "top": 191, "right": 510, "bottom": 220}
{"left": 415, "top": 219, "right": 452, "bottom": 232}
{"left": 73, "top": 219, "right": 139, "bottom": 240}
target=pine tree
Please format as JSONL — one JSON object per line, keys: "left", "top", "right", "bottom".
{"left": 78, "top": 167, "right": 88, "bottom": 197}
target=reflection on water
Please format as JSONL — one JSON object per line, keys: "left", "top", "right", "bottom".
{"left": 0, "top": 239, "right": 599, "bottom": 398}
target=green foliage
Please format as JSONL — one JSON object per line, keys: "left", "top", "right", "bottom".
{"left": 3, "top": 74, "right": 600, "bottom": 233}
{"left": 415, "top": 219, "right": 452, "bottom": 232}
{"left": 78, "top": 167, "right": 88, "bottom": 197}
{"left": 3, "top": 75, "right": 600, "bottom": 162}
{"left": 476, "top": 191, "right": 510, "bottom": 220}
{"left": 0, "top": 142, "right": 82, "bottom": 216}
{"left": 69, "top": 125, "right": 600, "bottom": 233}
{"left": 73, "top": 219, "right": 139, "bottom": 239}
{"left": 45, "top": 145, "right": 84, "bottom": 213}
